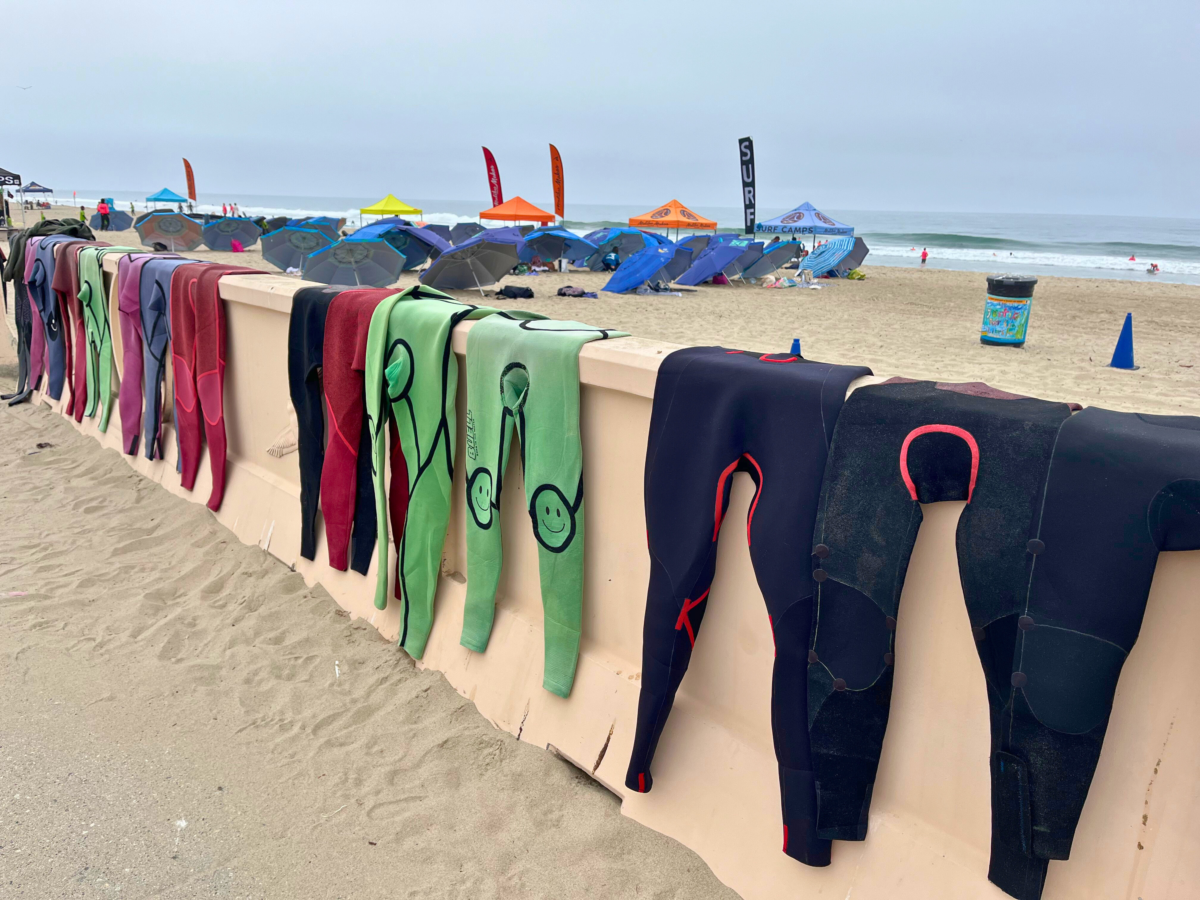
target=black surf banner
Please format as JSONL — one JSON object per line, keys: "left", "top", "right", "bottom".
{"left": 738, "top": 137, "right": 755, "bottom": 234}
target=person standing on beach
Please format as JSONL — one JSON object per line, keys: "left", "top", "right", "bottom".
{"left": 79, "top": 206, "right": 86, "bottom": 223}
{"left": 222, "top": 203, "right": 228, "bottom": 216}
{"left": 920, "top": 247, "right": 929, "bottom": 266}
{"left": 97, "top": 198, "right": 111, "bottom": 230}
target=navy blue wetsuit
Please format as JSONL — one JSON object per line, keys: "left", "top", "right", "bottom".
{"left": 626, "top": 346, "right": 871, "bottom": 867}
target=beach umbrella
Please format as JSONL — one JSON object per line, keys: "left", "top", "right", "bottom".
{"left": 287, "top": 216, "right": 341, "bottom": 241}
{"left": 800, "top": 236, "right": 868, "bottom": 277}
{"left": 302, "top": 238, "right": 406, "bottom": 288}
{"left": 419, "top": 231, "right": 521, "bottom": 291}
{"left": 135, "top": 211, "right": 204, "bottom": 251}
{"left": 450, "top": 222, "right": 486, "bottom": 245}
{"left": 727, "top": 241, "right": 765, "bottom": 278}
{"left": 519, "top": 226, "right": 596, "bottom": 264}
{"left": 601, "top": 244, "right": 693, "bottom": 294}
{"left": 676, "top": 237, "right": 759, "bottom": 286}
{"left": 262, "top": 215, "right": 289, "bottom": 233}
{"left": 742, "top": 241, "right": 804, "bottom": 279}
{"left": 422, "top": 223, "right": 452, "bottom": 243}
{"left": 89, "top": 209, "right": 134, "bottom": 232}
{"left": 348, "top": 223, "right": 450, "bottom": 270}
{"left": 261, "top": 226, "right": 334, "bottom": 271}
{"left": 202, "top": 217, "right": 263, "bottom": 251}
{"left": 583, "top": 227, "right": 660, "bottom": 270}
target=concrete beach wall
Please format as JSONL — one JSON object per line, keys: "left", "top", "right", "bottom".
{"left": 26, "top": 259, "right": 1200, "bottom": 900}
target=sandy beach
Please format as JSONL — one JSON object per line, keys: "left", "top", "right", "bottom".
{"left": 0, "top": 329, "right": 736, "bottom": 898}
{"left": 33, "top": 202, "right": 1199, "bottom": 416}
{"left": 3, "top": 204, "right": 1198, "bottom": 898}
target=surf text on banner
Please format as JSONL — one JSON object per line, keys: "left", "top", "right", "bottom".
{"left": 482, "top": 147, "right": 504, "bottom": 208}
{"left": 550, "top": 144, "right": 565, "bottom": 221}
{"left": 738, "top": 137, "right": 755, "bottom": 235}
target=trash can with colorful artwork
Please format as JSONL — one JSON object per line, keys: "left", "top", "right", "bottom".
{"left": 980, "top": 274, "right": 1038, "bottom": 346}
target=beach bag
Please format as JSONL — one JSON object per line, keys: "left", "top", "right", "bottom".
{"left": 499, "top": 285, "right": 534, "bottom": 300}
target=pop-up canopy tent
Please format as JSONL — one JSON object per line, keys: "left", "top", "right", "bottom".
{"left": 22, "top": 181, "right": 52, "bottom": 193}
{"left": 360, "top": 194, "right": 423, "bottom": 218}
{"left": 754, "top": 201, "right": 853, "bottom": 239}
{"left": 479, "top": 196, "right": 554, "bottom": 224}
{"left": 628, "top": 199, "right": 716, "bottom": 236}
{"left": 146, "top": 187, "right": 188, "bottom": 210}
{"left": 0, "top": 167, "right": 21, "bottom": 187}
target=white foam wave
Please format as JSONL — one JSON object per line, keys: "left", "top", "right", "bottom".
{"left": 867, "top": 242, "right": 1200, "bottom": 276}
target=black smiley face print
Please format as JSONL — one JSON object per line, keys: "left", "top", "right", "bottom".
{"left": 467, "top": 468, "right": 494, "bottom": 529}
{"left": 530, "top": 484, "right": 577, "bottom": 553}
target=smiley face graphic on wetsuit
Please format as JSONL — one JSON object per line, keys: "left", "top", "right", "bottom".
{"left": 529, "top": 482, "right": 580, "bottom": 552}
{"left": 467, "top": 468, "right": 494, "bottom": 529}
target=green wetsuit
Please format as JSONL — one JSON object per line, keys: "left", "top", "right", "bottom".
{"left": 365, "top": 285, "right": 497, "bottom": 658}
{"left": 460, "top": 313, "right": 627, "bottom": 697}
{"left": 79, "top": 246, "right": 139, "bottom": 431}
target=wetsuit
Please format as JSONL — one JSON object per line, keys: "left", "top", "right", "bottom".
{"left": 460, "top": 313, "right": 628, "bottom": 698}
{"left": 2, "top": 234, "right": 33, "bottom": 404}
{"left": 170, "top": 263, "right": 262, "bottom": 511}
{"left": 287, "top": 286, "right": 342, "bottom": 563}
{"left": 78, "top": 246, "right": 140, "bottom": 431}
{"left": 319, "top": 288, "right": 399, "bottom": 575}
{"left": 23, "top": 237, "right": 47, "bottom": 394}
{"left": 54, "top": 241, "right": 109, "bottom": 420}
{"left": 140, "top": 258, "right": 195, "bottom": 460}
{"left": 28, "top": 234, "right": 80, "bottom": 400}
{"left": 804, "top": 381, "right": 1200, "bottom": 900}
{"left": 364, "top": 285, "right": 497, "bottom": 658}
{"left": 625, "top": 347, "right": 872, "bottom": 867}
{"left": 116, "top": 253, "right": 173, "bottom": 453}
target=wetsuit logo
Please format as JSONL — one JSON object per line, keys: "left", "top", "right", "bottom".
{"left": 529, "top": 479, "right": 582, "bottom": 553}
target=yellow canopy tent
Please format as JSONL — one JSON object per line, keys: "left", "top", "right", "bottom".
{"left": 360, "top": 194, "right": 423, "bottom": 217}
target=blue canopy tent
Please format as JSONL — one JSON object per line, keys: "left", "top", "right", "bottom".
{"left": 347, "top": 223, "right": 451, "bottom": 270}
{"left": 676, "top": 237, "right": 761, "bottom": 286}
{"left": 754, "top": 202, "right": 853, "bottom": 244}
{"left": 602, "top": 244, "right": 694, "bottom": 294}
{"left": 146, "top": 187, "right": 189, "bottom": 211}
{"left": 518, "top": 226, "right": 597, "bottom": 264}
{"left": 22, "top": 181, "right": 52, "bottom": 194}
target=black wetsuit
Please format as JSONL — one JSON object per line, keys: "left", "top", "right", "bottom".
{"left": 286, "top": 286, "right": 342, "bottom": 564}
{"left": 807, "top": 381, "right": 1200, "bottom": 900}
{"left": 626, "top": 346, "right": 871, "bottom": 867}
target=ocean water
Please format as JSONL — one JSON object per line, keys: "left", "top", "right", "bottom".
{"left": 53, "top": 190, "right": 1200, "bottom": 285}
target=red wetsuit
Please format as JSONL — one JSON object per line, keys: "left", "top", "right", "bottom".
{"left": 169, "top": 263, "right": 263, "bottom": 511}
{"left": 320, "top": 288, "right": 409, "bottom": 578}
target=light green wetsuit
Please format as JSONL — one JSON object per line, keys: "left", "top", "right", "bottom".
{"left": 365, "top": 285, "right": 497, "bottom": 658}
{"left": 78, "top": 246, "right": 139, "bottom": 432}
{"left": 460, "top": 313, "right": 627, "bottom": 697}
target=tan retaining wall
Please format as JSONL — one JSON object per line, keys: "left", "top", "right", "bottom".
{"left": 23, "top": 259, "right": 1198, "bottom": 899}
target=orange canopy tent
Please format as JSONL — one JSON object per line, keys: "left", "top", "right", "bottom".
{"left": 628, "top": 199, "right": 717, "bottom": 231}
{"left": 479, "top": 196, "right": 555, "bottom": 224}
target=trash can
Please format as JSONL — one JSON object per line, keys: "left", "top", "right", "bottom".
{"left": 980, "top": 274, "right": 1038, "bottom": 346}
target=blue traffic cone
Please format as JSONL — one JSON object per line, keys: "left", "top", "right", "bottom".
{"left": 790, "top": 338, "right": 801, "bottom": 356}
{"left": 1109, "top": 313, "right": 1139, "bottom": 370}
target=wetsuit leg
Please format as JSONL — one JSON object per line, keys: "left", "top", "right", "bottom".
{"left": 30, "top": 239, "right": 70, "bottom": 401}
{"left": 807, "top": 380, "right": 1072, "bottom": 900}
{"left": 141, "top": 260, "right": 188, "bottom": 459}
{"left": 461, "top": 313, "right": 627, "bottom": 697}
{"left": 116, "top": 256, "right": 155, "bottom": 455}
{"left": 80, "top": 246, "right": 139, "bottom": 432}
{"left": 286, "top": 286, "right": 338, "bottom": 562}
{"left": 365, "top": 287, "right": 496, "bottom": 657}
{"left": 319, "top": 289, "right": 395, "bottom": 573}
{"left": 5, "top": 279, "right": 33, "bottom": 404}
{"left": 27, "top": 288, "right": 46, "bottom": 393}
{"left": 626, "top": 347, "right": 870, "bottom": 866}
{"left": 192, "top": 265, "right": 262, "bottom": 510}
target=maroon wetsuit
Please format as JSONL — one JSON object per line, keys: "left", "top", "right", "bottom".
{"left": 169, "top": 263, "right": 263, "bottom": 511}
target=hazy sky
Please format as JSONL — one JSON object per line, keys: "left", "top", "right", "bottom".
{"left": 5, "top": 1, "right": 1198, "bottom": 217}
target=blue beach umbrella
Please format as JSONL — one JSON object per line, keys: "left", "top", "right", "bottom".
{"left": 583, "top": 227, "right": 660, "bottom": 270}
{"left": 742, "top": 240, "right": 804, "bottom": 278}
{"left": 676, "top": 238, "right": 760, "bottom": 286}
{"left": 450, "top": 222, "right": 486, "bottom": 244}
{"left": 202, "top": 216, "right": 263, "bottom": 251}
{"left": 288, "top": 216, "right": 342, "bottom": 241}
{"left": 348, "top": 223, "right": 451, "bottom": 270}
{"left": 602, "top": 244, "right": 694, "bottom": 293}
{"left": 422, "top": 223, "right": 453, "bottom": 243}
{"left": 262, "top": 226, "right": 334, "bottom": 271}
{"left": 89, "top": 209, "right": 134, "bottom": 231}
{"left": 519, "top": 226, "right": 597, "bottom": 263}
{"left": 419, "top": 229, "right": 522, "bottom": 291}
{"left": 801, "top": 236, "right": 869, "bottom": 277}
{"left": 302, "top": 238, "right": 406, "bottom": 287}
